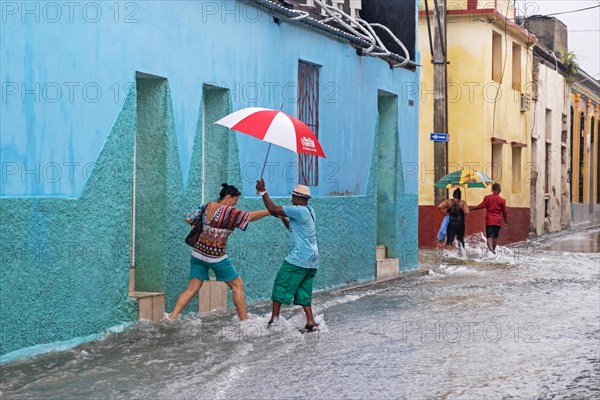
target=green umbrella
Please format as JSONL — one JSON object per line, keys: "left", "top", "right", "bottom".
{"left": 434, "top": 170, "right": 493, "bottom": 189}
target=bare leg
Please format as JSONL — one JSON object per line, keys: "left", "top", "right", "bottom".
{"left": 302, "top": 305, "right": 316, "bottom": 326}
{"left": 486, "top": 237, "right": 495, "bottom": 253}
{"left": 492, "top": 237, "right": 498, "bottom": 252}
{"left": 169, "top": 278, "right": 203, "bottom": 320}
{"left": 270, "top": 301, "right": 282, "bottom": 323}
{"left": 225, "top": 277, "right": 248, "bottom": 321}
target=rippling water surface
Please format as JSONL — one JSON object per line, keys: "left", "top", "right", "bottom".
{"left": 2, "top": 229, "right": 599, "bottom": 399}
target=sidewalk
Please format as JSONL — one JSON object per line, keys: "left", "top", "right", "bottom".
{"left": 331, "top": 266, "right": 431, "bottom": 295}
{"left": 523, "top": 224, "right": 600, "bottom": 248}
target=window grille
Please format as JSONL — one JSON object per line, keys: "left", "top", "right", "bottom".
{"left": 297, "top": 61, "right": 320, "bottom": 186}
{"left": 579, "top": 112, "right": 585, "bottom": 203}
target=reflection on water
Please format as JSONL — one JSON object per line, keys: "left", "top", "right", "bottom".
{"left": 541, "top": 231, "right": 600, "bottom": 253}
{"left": 1, "top": 233, "right": 599, "bottom": 399}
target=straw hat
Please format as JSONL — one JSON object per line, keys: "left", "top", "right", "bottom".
{"left": 290, "top": 184, "right": 311, "bottom": 199}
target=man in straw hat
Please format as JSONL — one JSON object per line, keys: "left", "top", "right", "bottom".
{"left": 256, "top": 178, "right": 320, "bottom": 333}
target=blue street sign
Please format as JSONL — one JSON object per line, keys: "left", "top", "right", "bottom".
{"left": 430, "top": 133, "right": 449, "bottom": 142}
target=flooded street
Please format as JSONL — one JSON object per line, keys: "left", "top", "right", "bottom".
{"left": 1, "top": 229, "right": 599, "bottom": 400}
{"left": 540, "top": 230, "right": 600, "bottom": 253}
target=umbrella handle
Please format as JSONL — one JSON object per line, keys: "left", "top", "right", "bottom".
{"left": 256, "top": 143, "right": 272, "bottom": 194}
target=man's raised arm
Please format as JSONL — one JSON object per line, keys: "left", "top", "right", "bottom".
{"left": 256, "top": 179, "right": 287, "bottom": 219}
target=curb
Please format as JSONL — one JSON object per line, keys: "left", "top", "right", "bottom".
{"left": 332, "top": 268, "right": 431, "bottom": 294}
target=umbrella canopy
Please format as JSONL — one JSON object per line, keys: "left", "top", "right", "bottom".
{"left": 434, "top": 170, "right": 493, "bottom": 189}
{"left": 214, "top": 107, "right": 326, "bottom": 158}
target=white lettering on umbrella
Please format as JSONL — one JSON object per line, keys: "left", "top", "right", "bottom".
{"left": 301, "top": 137, "right": 315, "bottom": 148}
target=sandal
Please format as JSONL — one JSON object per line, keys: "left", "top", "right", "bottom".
{"left": 299, "top": 323, "right": 320, "bottom": 334}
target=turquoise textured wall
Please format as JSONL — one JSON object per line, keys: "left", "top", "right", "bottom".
{"left": 0, "top": 1, "right": 420, "bottom": 356}
{"left": 0, "top": 88, "right": 138, "bottom": 355}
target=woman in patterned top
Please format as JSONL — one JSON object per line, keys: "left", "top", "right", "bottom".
{"left": 168, "top": 183, "right": 270, "bottom": 321}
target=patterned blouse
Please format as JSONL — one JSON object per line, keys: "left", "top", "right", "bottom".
{"left": 188, "top": 203, "right": 251, "bottom": 262}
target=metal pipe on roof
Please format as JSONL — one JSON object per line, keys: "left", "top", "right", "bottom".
{"left": 246, "top": 0, "right": 417, "bottom": 69}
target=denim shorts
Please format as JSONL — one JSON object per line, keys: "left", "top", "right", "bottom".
{"left": 189, "top": 256, "right": 239, "bottom": 282}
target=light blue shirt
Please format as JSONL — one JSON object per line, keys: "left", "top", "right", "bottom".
{"left": 282, "top": 205, "right": 319, "bottom": 269}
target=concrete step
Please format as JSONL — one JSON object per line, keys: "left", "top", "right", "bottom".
{"left": 199, "top": 280, "right": 228, "bottom": 313}
{"left": 129, "top": 291, "right": 165, "bottom": 322}
{"left": 376, "top": 258, "right": 399, "bottom": 281}
{"left": 376, "top": 245, "right": 387, "bottom": 260}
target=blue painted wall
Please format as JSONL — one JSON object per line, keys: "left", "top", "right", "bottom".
{"left": 0, "top": 0, "right": 420, "bottom": 356}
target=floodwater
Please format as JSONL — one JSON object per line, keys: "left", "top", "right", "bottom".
{"left": 1, "top": 229, "right": 599, "bottom": 399}
{"left": 540, "top": 229, "right": 600, "bottom": 253}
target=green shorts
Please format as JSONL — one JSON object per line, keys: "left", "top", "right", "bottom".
{"left": 189, "top": 256, "right": 239, "bottom": 282}
{"left": 272, "top": 260, "right": 317, "bottom": 306}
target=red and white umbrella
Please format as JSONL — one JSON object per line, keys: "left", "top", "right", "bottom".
{"left": 214, "top": 107, "right": 326, "bottom": 158}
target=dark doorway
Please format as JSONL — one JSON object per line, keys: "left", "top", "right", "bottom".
{"left": 376, "top": 91, "right": 399, "bottom": 258}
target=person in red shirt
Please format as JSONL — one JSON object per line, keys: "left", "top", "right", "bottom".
{"left": 470, "top": 183, "right": 508, "bottom": 254}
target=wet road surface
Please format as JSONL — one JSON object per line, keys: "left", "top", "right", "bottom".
{"left": 1, "top": 229, "right": 599, "bottom": 399}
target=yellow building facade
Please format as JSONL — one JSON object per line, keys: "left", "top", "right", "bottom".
{"left": 417, "top": 0, "right": 536, "bottom": 246}
{"left": 570, "top": 76, "right": 600, "bottom": 226}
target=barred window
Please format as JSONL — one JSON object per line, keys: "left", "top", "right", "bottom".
{"left": 297, "top": 61, "right": 320, "bottom": 186}
{"left": 594, "top": 117, "right": 598, "bottom": 204}
{"left": 569, "top": 106, "right": 574, "bottom": 201}
{"left": 579, "top": 112, "right": 585, "bottom": 203}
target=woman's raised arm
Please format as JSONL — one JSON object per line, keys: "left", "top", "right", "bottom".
{"left": 249, "top": 209, "right": 271, "bottom": 222}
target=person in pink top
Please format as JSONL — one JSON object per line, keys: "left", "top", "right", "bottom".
{"left": 470, "top": 183, "right": 508, "bottom": 254}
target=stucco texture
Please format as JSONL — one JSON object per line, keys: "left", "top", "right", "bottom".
{"left": 0, "top": 89, "right": 138, "bottom": 355}
{"left": 0, "top": 1, "right": 420, "bottom": 356}
{"left": 1, "top": 73, "right": 419, "bottom": 355}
